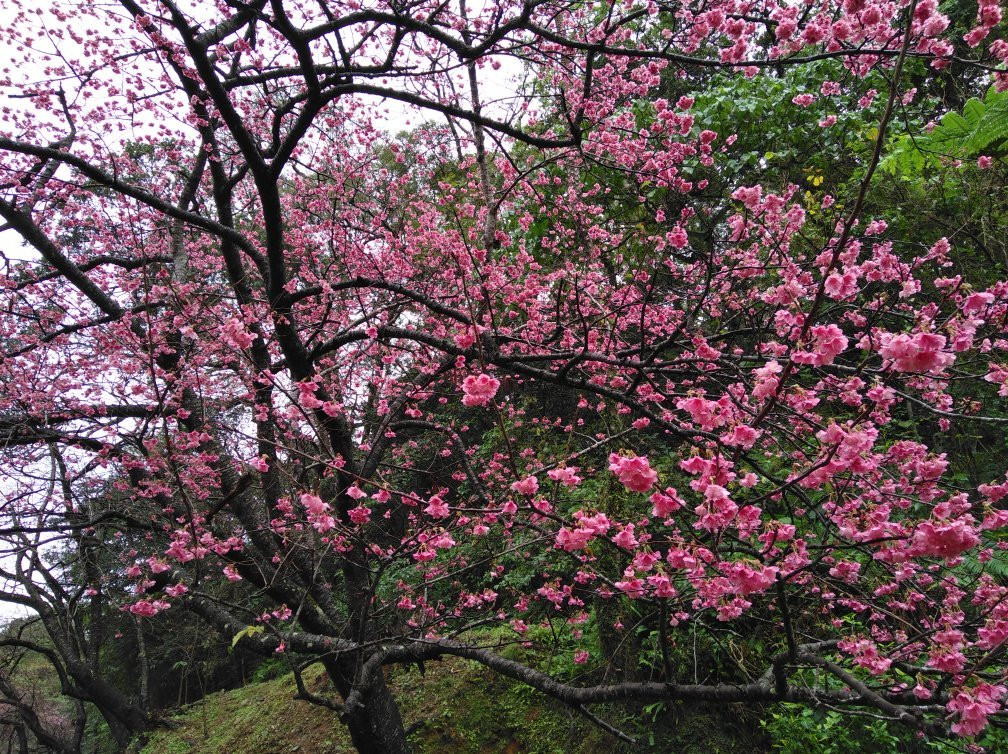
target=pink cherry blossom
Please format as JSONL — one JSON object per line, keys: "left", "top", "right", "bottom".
{"left": 912, "top": 518, "right": 980, "bottom": 558}
{"left": 877, "top": 331, "right": 955, "bottom": 372}
{"left": 608, "top": 454, "right": 659, "bottom": 493}
{"left": 611, "top": 524, "right": 639, "bottom": 550}
{"left": 424, "top": 495, "right": 450, "bottom": 519}
{"left": 221, "top": 317, "right": 256, "bottom": 349}
{"left": 948, "top": 683, "right": 1006, "bottom": 736}
{"left": 461, "top": 374, "right": 501, "bottom": 407}
{"left": 547, "top": 466, "right": 582, "bottom": 487}
{"left": 963, "top": 290, "right": 995, "bottom": 313}
{"left": 510, "top": 475, "right": 539, "bottom": 496}
{"left": 128, "top": 600, "right": 170, "bottom": 618}
{"left": 300, "top": 492, "right": 330, "bottom": 517}
{"left": 348, "top": 505, "right": 372, "bottom": 524}
{"left": 650, "top": 487, "right": 684, "bottom": 517}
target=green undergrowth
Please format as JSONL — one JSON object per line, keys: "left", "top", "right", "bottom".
{"left": 137, "top": 656, "right": 762, "bottom": 754}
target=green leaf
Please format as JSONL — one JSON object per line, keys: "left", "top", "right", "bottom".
{"left": 231, "top": 624, "right": 264, "bottom": 649}
{"left": 967, "top": 99, "right": 1008, "bottom": 154}
{"left": 938, "top": 112, "right": 970, "bottom": 139}
{"left": 963, "top": 97, "right": 986, "bottom": 127}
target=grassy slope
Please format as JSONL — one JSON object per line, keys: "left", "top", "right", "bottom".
{"left": 139, "top": 658, "right": 762, "bottom": 754}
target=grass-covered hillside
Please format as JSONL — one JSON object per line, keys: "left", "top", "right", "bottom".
{"left": 141, "top": 656, "right": 1008, "bottom": 754}
{"left": 139, "top": 658, "right": 763, "bottom": 754}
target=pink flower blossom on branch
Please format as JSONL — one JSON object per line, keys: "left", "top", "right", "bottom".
{"left": 608, "top": 453, "right": 658, "bottom": 493}
{"left": 948, "top": 683, "right": 1006, "bottom": 736}
{"left": 510, "top": 475, "right": 539, "bottom": 496}
{"left": 547, "top": 466, "right": 582, "bottom": 487}
{"left": 461, "top": 373, "right": 500, "bottom": 406}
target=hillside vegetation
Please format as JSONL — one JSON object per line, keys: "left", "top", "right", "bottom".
{"left": 139, "top": 660, "right": 760, "bottom": 754}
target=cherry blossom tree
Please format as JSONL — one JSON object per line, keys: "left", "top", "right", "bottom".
{"left": 1, "top": 0, "right": 1008, "bottom": 751}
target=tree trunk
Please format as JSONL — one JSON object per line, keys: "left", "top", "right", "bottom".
{"left": 134, "top": 618, "right": 150, "bottom": 710}
{"left": 324, "top": 658, "right": 410, "bottom": 754}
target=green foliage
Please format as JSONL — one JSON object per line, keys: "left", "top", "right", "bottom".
{"left": 764, "top": 706, "right": 899, "bottom": 754}
{"left": 249, "top": 656, "right": 288, "bottom": 684}
{"left": 929, "top": 90, "right": 1008, "bottom": 156}
{"left": 691, "top": 61, "right": 886, "bottom": 194}
{"left": 883, "top": 87, "right": 1008, "bottom": 176}
{"left": 763, "top": 703, "right": 1008, "bottom": 753}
